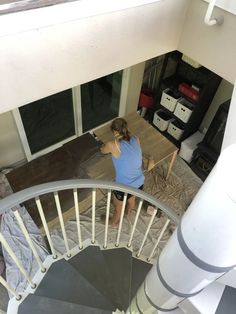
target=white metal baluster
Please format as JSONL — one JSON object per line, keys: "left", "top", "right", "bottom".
{"left": 91, "top": 189, "right": 96, "bottom": 244}
{"left": 147, "top": 218, "right": 170, "bottom": 262}
{"left": 73, "top": 189, "right": 83, "bottom": 249}
{"left": 136, "top": 209, "right": 157, "bottom": 257}
{"left": 54, "top": 192, "right": 71, "bottom": 257}
{"left": 0, "top": 276, "right": 21, "bottom": 300}
{"left": 0, "top": 233, "right": 36, "bottom": 288}
{"left": 115, "top": 193, "right": 127, "bottom": 247}
{"left": 104, "top": 190, "right": 112, "bottom": 249}
{"left": 127, "top": 199, "right": 143, "bottom": 248}
{"left": 35, "top": 197, "right": 57, "bottom": 259}
{"left": 14, "top": 210, "right": 46, "bottom": 272}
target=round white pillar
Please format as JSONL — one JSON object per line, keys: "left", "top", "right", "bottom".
{"left": 132, "top": 144, "right": 236, "bottom": 313}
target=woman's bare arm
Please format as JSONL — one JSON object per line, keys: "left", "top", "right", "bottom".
{"left": 100, "top": 141, "right": 114, "bottom": 154}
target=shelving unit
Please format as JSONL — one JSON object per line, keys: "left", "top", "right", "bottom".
{"left": 150, "top": 51, "right": 222, "bottom": 146}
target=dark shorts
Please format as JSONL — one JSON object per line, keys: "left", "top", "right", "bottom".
{"left": 113, "top": 185, "right": 144, "bottom": 201}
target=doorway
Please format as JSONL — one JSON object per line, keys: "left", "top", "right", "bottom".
{"left": 13, "top": 70, "right": 125, "bottom": 161}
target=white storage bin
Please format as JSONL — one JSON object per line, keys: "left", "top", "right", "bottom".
{"left": 167, "top": 120, "right": 184, "bottom": 140}
{"left": 153, "top": 110, "right": 172, "bottom": 132}
{"left": 179, "top": 131, "right": 204, "bottom": 163}
{"left": 174, "top": 98, "right": 194, "bottom": 123}
{"left": 160, "top": 88, "right": 181, "bottom": 112}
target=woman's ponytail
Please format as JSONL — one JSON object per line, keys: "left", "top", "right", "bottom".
{"left": 111, "top": 118, "right": 131, "bottom": 141}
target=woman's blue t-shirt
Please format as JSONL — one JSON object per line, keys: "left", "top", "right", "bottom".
{"left": 112, "top": 136, "right": 144, "bottom": 188}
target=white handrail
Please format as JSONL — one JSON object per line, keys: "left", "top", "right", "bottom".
{"left": 0, "top": 179, "right": 180, "bottom": 300}
{"left": 0, "top": 179, "right": 180, "bottom": 224}
{"left": 204, "top": 0, "right": 224, "bottom": 26}
{"left": 35, "top": 197, "right": 57, "bottom": 259}
{"left": 104, "top": 190, "right": 112, "bottom": 249}
{"left": 127, "top": 200, "right": 143, "bottom": 247}
{"left": 14, "top": 210, "right": 46, "bottom": 272}
{"left": 0, "top": 233, "right": 36, "bottom": 288}
{"left": 91, "top": 189, "right": 96, "bottom": 244}
{"left": 0, "top": 276, "right": 21, "bottom": 300}
{"left": 54, "top": 192, "right": 71, "bottom": 257}
{"left": 115, "top": 193, "right": 128, "bottom": 247}
{"left": 137, "top": 209, "right": 157, "bottom": 257}
{"left": 73, "top": 189, "right": 83, "bottom": 249}
{"left": 147, "top": 218, "right": 170, "bottom": 261}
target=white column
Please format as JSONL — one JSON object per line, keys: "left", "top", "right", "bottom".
{"left": 132, "top": 144, "right": 236, "bottom": 313}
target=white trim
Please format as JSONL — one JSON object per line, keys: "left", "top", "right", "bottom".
{"left": 0, "top": 0, "right": 163, "bottom": 38}
{"left": 72, "top": 86, "right": 83, "bottom": 136}
{"left": 12, "top": 108, "right": 33, "bottom": 161}
{"left": 119, "top": 67, "right": 131, "bottom": 117}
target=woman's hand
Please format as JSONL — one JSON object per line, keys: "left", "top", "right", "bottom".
{"left": 100, "top": 141, "right": 113, "bottom": 154}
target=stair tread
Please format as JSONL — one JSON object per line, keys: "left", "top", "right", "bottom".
{"left": 101, "top": 247, "right": 133, "bottom": 311}
{"left": 130, "top": 257, "right": 152, "bottom": 300}
{"left": 18, "top": 294, "right": 113, "bottom": 314}
{"left": 34, "top": 258, "right": 115, "bottom": 311}
{"left": 68, "top": 245, "right": 119, "bottom": 308}
{"left": 215, "top": 285, "right": 236, "bottom": 314}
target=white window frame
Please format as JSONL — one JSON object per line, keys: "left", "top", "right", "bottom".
{"left": 12, "top": 87, "right": 81, "bottom": 161}
{"left": 13, "top": 68, "right": 130, "bottom": 161}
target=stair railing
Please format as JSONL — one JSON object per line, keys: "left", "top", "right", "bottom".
{"left": 0, "top": 179, "right": 180, "bottom": 301}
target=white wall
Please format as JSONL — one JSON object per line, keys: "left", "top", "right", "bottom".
{"left": 178, "top": 0, "right": 236, "bottom": 84}
{"left": 0, "top": 111, "right": 25, "bottom": 168}
{"left": 125, "top": 62, "right": 145, "bottom": 115}
{"left": 0, "top": 0, "right": 189, "bottom": 114}
{"left": 200, "top": 79, "right": 233, "bottom": 131}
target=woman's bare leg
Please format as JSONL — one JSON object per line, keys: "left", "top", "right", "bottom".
{"left": 110, "top": 195, "right": 123, "bottom": 226}
{"left": 126, "top": 196, "right": 136, "bottom": 216}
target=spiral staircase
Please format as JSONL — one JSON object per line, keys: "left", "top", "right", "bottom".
{"left": 17, "top": 245, "right": 152, "bottom": 313}
{"left": 0, "top": 179, "right": 236, "bottom": 314}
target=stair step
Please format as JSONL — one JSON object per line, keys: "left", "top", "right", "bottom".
{"left": 179, "top": 281, "right": 225, "bottom": 314}
{"left": 34, "top": 259, "right": 115, "bottom": 311}
{"left": 130, "top": 257, "right": 152, "bottom": 300}
{"left": 68, "top": 246, "right": 119, "bottom": 308}
{"left": 18, "top": 294, "right": 113, "bottom": 314}
{"left": 215, "top": 286, "right": 236, "bottom": 314}
{"left": 101, "top": 247, "right": 133, "bottom": 311}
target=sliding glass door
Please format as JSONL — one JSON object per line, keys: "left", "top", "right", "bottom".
{"left": 13, "top": 70, "right": 125, "bottom": 160}
{"left": 80, "top": 71, "right": 122, "bottom": 132}
{"left": 13, "top": 89, "right": 78, "bottom": 160}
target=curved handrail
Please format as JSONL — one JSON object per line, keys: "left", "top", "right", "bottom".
{"left": 0, "top": 179, "right": 180, "bottom": 224}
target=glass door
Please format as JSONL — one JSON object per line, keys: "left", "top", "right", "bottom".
{"left": 13, "top": 88, "right": 78, "bottom": 160}
{"left": 80, "top": 70, "right": 123, "bottom": 132}
{"left": 13, "top": 70, "right": 126, "bottom": 160}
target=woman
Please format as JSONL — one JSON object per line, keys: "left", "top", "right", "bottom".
{"left": 101, "top": 117, "right": 144, "bottom": 226}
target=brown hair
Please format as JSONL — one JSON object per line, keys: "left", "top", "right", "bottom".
{"left": 110, "top": 118, "right": 131, "bottom": 141}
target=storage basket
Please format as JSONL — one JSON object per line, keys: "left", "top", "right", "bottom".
{"left": 174, "top": 98, "right": 194, "bottom": 123}
{"left": 160, "top": 88, "right": 181, "bottom": 112}
{"left": 153, "top": 110, "right": 172, "bottom": 131}
{"left": 167, "top": 120, "right": 184, "bottom": 140}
